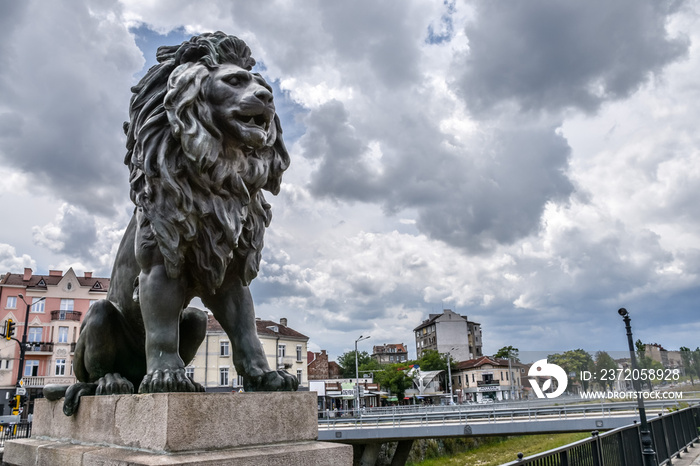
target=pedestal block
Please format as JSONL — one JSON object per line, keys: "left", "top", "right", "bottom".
{"left": 4, "top": 392, "right": 352, "bottom": 465}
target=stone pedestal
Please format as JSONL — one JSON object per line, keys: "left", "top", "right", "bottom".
{"left": 4, "top": 392, "right": 352, "bottom": 465}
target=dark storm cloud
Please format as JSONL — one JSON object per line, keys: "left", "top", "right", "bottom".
{"left": 411, "top": 124, "right": 573, "bottom": 250}
{"left": 300, "top": 100, "right": 383, "bottom": 201}
{"left": 0, "top": 0, "right": 142, "bottom": 215}
{"left": 454, "top": 0, "right": 689, "bottom": 115}
{"left": 301, "top": 99, "right": 573, "bottom": 251}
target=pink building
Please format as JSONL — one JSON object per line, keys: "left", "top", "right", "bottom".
{"left": 0, "top": 268, "right": 109, "bottom": 415}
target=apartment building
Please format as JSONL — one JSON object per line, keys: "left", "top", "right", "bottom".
{"left": 371, "top": 343, "right": 408, "bottom": 365}
{"left": 0, "top": 268, "right": 109, "bottom": 415}
{"left": 187, "top": 316, "right": 309, "bottom": 390}
{"left": 414, "top": 309, "right": 482, "bottom": 361}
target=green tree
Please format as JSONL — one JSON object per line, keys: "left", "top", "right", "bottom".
{"left": 692, "top": 348, "right": 700, "bottom": 384}
{"left": 337, "top": 351, "right": 372, "bottom": 378}
{"left": 593, "top": 351, "right": 618, "bottom": 390}
{"left": 358, "top": 358, "right": 382, "bottom": 374}
{"left": 494, "top": 346, "right": 520, "bottom": 362}
{"left": 374, "top": 363, "right": 414, "bottom": 400}
{"left": 416, "top": 349, "right": 454, "bottom": 372}
{"left": 680, "top": 347, "right": 695, "bottom": 385}
{"left": 634, "top": 340, "right": 663, "bottom": 389}
{"left": 548, "top": 349, "right": 594, "bottom": 392}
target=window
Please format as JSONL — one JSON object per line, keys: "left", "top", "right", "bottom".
{"left": 185, "top": 366, "right": 194, "bottom": 379}
{"left": 278, "top": 344, "right": 286, "bottom": 358}
{"left": 58, "top": 327, "right": 69, "bottom": 343}
{"left": 296, "top": 345, "right": 302, "bottom": 362}
{"left": 472, "top": 374, "right": 475, "bottom": 383}
{"left": 28, "top": 327, "right": 42, "bottom": 343}
{"left": 4, "top": 360, "right": 10, "bottom": 369}
{"left": 60, "top": 299, "right": 74, "bottom": 311}
{"left": 220, "top": 341, "right": 229, "bottom": 357}
{"left": 219, "top": 367, "right": 229, "bottom": 386}
{"left": 6, "top": 296, "right": 17, "bottom": 309}
{"left": 24, "top": 360, "right": 39, "bottom": 377}
{"left": 297, "top": 369, "right": 303, "bottom": 384}
{"left": 237, "top": 375, "right": 244, "bottom": 387}
{"left": 31, "top": 298, "right": 45, "bottom": 313}
{"left": 55, "top": 359, "right": 66, "bottom": 376}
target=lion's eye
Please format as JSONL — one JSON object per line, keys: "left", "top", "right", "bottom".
{"left": 224, "top": 76, "right": 240, "bottom": 86}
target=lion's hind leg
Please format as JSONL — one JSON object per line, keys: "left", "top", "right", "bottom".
{"left": 61, "top": 299, "right": 144, "bottom": 415}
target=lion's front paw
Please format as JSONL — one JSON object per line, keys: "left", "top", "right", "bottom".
{"left": 244, "top": 370, "right": 299, "bottom": 392}
{"left": 138, "top": 368, "right": 203, "bottom": 394}
{"left": 96, "top": 373, "right": 134, "bottom": 396}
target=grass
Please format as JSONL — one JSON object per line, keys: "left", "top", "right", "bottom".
{"left": 408, "top": 432, "right": 590, "bottom": 466}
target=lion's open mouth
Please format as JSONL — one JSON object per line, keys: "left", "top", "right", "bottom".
{"left": 236, "top": 112, "right": 271, "bottom": 132}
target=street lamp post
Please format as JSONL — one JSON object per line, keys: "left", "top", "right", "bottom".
{"left": 16, "top": 294, "right": 46, "bottom": 388}
{"left": 355, "top": 335, "right": 370, "bottom": 416}
{"left": 446, "top": 352, "right": 454, "bottom": 405}
{"left": 618, "top": 308, "right": 656, "bottom": 466}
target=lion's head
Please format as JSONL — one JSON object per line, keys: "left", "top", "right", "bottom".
{"left": 124, "top": 32, "right": 290, "bottom": 292}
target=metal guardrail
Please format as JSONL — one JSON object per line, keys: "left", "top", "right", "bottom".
{"left": 0, "top": 421, "right": 32, "bottom": 448}
{"left": 318, "top": 399, "right": 697, "bottom": 430}
{"left": 501, "top": 405, "right": 700, "bottom": 466}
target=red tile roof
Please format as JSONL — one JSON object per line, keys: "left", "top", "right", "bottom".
{"left": 0, "top": 271, "right": 110, "bottom": 291}
{"left": 455, "top": 356, "right": 513, "bottom": 370}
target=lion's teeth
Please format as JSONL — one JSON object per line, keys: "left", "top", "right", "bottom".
{"left": 247, "top": 117, "right": 256, "bottom": 125}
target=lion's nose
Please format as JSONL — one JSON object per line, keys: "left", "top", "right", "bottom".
{"left": 254, "top": 88, "right": 273, "bottom": 104}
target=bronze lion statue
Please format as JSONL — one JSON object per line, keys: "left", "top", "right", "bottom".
{"left": 45, "top": 32, "right": 296, "bottom": 415}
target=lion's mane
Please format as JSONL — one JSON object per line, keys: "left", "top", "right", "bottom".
{"left": 124, "top": 32, "right": 289, "bottom": 293}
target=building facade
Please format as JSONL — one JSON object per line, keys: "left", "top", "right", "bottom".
{"left": 453, "top": 356, "right": 522, "bottom": 402}
{"left": 0, "top": 268, "right": 109, "bottom": 415}
{"left": 414, "top": 309, "right": 482, "bottom": 361}
{"left": 371, "top": 343, "right": 408, "bottom": 365}
{"left": 187, "top": 316, "right": 309, "bottom": 391}
{"left": 644, "top": 343, "right": 683, "bottom": 369}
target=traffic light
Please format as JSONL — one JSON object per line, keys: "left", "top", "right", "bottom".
{"left": 4, "top": 319, "right": 15, "bottom": 340}
{"left": 11, "top": 395, "right": 20, "bottom": 415}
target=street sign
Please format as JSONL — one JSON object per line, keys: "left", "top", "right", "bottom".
{"left": 16, "top": 387, "right": 26, "bottom": 396}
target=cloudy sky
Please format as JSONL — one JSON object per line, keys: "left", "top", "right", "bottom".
{"left": 1, "top": 0, "right": 698, "bottom": 362}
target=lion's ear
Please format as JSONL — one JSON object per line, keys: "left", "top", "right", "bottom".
{"left": 263, "top": 114, "right": 290, "bottom": 195}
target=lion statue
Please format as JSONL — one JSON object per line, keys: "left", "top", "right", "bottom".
{"left": 45, "top": 32, "right": 296, "bottom": 415}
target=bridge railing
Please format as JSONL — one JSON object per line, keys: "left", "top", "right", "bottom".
{"left": 318, "top": 393, "right": 700, "bottom": 422}
{"left": 318, "top": 399, "right": 694, "bottom": 429}
{"left": 500, "top": 405, "right": 700, "bottom": 466}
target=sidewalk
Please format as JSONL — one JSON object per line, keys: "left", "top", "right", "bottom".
{"left": 672, "top": 443, "right": 700, "bottom": 466}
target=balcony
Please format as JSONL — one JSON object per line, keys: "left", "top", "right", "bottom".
{"left": 21, "top": 376, "right": 77, "bottom": 387}
{"left": 276, "top": 356, "right": 297, "bottom": 370}
{"left": 26, "top": 342, "right": 54, "bottom": 353}
{"left": 477, "top": 380, "right": 500, "bottom": 386}
{"left": 50, "top": 310, "right": 82, "bottom": 321}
